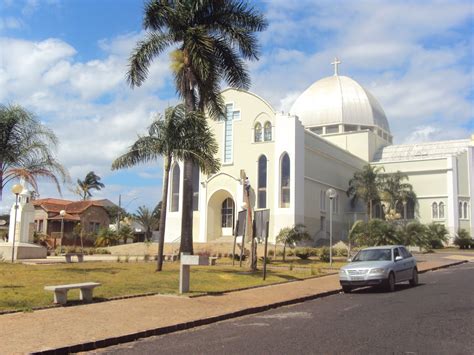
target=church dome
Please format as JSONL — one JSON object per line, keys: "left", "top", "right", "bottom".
{"left": 290, "top": 62, "right": 390, "bottom": 133}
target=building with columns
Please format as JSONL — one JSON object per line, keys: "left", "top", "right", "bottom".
{"left": 164, "top": 61, "right": 473, "bottom": 245}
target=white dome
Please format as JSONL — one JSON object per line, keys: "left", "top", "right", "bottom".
{"left": 290, "top": 75, "right": 390, "bottom": 133}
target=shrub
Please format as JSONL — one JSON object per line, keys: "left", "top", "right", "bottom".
{"left": 309, "top": 248, "right": 319, "bottom": 257}
{"left": 276, "top": 250, "right": 284, "bottom": 257}
{"left": 96, "top": 248, "right": 111, "bottom": 255}
{"left": 336, "top": 248, "right": 348, "bottom": 257}
{"left": 319, "top": 246, "right": 330, "bottom": 263}
{"left": 144, "top": 254, "right": 150, "bottom": 262}
{"left": 287, "top": 250, "right": 294, "bottom": 257}
{"left": 259, "top": 256, "right": 271, "bottom": 263}
{"left": 295, "top": 247, "right": 311, "bottom": 260}
{"left": 268, "top": 249, "right": 275, "bottom": 257}
{"left": 453, "top": 229, "right": 473, "bottom": 249}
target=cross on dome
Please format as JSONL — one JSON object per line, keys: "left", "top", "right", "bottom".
{"left": 331, "top": 57, "right": 341, "bottom": 76}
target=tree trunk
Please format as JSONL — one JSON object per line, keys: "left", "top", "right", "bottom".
{"left": 0, "top": 165, "right": 3, "bottom": 201}
{"left": 282, "top": 243, "right": 286, "bottom": 262}
{"left": 156, "top": 156, "right": 171, "bottom": 271}
{"left": 180, "top": 65, "right": 196, "bottom": 255}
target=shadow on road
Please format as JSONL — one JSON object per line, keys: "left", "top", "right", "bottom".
{"left": 349, "top": 283, "right": 424, "bottom": 294}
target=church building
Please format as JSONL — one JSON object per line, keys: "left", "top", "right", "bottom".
{"left": 164, "top": 60, "right": 474, "bottom": 245}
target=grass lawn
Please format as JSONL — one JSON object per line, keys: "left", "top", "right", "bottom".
{"left": 0, "top": 260, "right": 335, "bottom": 312}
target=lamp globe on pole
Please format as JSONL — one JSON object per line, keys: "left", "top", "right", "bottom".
{"left": 326, "top": 188, "right": 338, "bottom": 266}
{"left": 11, "top": 183, "right": 23, "bottom": 262}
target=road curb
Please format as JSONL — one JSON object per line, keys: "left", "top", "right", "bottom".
{"left": 418, "top": 260, "right": 468, "bottom": 274}
{"left": 32, "top": 260, "right": 468, "bottom": 354}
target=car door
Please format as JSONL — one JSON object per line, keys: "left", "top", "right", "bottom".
{"left": 392, "top": 247, "right": 405, "bottom": 281}
{"left": 400, "top": 247, "right": 416, "bottom": 279}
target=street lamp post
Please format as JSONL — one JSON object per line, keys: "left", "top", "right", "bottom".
{"left": 59, "top": 209, "right": 66, "bottom": 254}
{"left": 326, "top": 188, "right": 338, "bottom": 266}
{"left": 11, "top": 184, "right": 23, "bottom": 262}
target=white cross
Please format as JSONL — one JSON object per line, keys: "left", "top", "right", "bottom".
{"left": 331, "top": 57, "right": 341, "bottom": 76}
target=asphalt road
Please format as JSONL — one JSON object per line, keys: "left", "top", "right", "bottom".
{"left": 94, "top": 263, "right": 474, "bottom": 355}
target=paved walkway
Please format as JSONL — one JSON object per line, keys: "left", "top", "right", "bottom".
{"left": 0, "top": 255, "right": 468, "bottom": 354}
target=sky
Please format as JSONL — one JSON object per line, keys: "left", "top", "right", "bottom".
{"left": 0, "top": 0, "right": 473, "bottom": 214}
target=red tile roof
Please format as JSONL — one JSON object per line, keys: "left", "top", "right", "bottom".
{"left": 33, "top": 199, "right": 106, "bottom": 216}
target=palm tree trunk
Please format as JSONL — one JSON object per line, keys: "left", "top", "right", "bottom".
{"left": 180, "top": 68, "right": 196, "bottom": 255}
{"left": 156, "top": 156, "right": 171, "bottom": 271}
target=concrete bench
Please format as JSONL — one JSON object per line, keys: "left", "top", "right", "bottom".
{"left": 65, "top": 253, "right": 84, "bottom": 263}
{"left": 164, "top": 254, "right": 178, "bottom": 261}
{"left": 44, "top": 282, "right": 101, "bottom": 305}
{"left": 209, "top": 256, "right": 218, "bottom": 266}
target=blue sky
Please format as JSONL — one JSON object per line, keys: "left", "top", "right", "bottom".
{"left": 0, "top": 0, "right": 473, "bottom": 214}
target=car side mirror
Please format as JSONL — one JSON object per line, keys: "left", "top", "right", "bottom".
{"left": 395, "top": 256, "right": 403, "bottom": 262}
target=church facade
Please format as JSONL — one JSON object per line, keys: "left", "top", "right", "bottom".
{"left": 164, "top": 62, "right": 474, "bottom": 245}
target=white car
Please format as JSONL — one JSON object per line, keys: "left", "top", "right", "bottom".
{"left": 339, "top": 245, "right": 418, "bottom": 293}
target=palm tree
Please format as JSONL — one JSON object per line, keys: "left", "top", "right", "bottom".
{"left": 112, "top": 104, "right": 219, "bottom": 271}
{"left": 0, "top": 104, "right": 68, "bottom": 199}
{"left": 276, "top": 224, "right": 310, "bottom": 262}
{"left": 133, "top": 206, "right": 159, "bottom": 242}
{"left": 127, "top": 0, "right": 267, "bottom": 254}
{"left": 76, "top": 171, "right": 105, "bottom": 200}
{"left": 347, "top": 165, "right": 384, "bottom": 220}
{"left": 379, "top": 171, "right": 416, "bottom": 219}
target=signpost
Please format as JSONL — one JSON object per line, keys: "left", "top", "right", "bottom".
{"left": 179, "top": 253, "right": 209, "bottom": 293}
{"left": 254, "top": 209, "right": 270, "bottom": 280}
{"left": 232, "top": 210, "right": 247, "bottom": 267}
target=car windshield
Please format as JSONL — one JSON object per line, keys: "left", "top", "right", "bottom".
{"left": 352, "top": 249, "right": 392, "bottom": 262}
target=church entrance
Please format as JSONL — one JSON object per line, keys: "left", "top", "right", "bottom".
{"left": 207, "top": 190, "right": 236, "bottom": 241}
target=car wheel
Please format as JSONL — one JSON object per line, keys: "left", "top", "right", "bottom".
{"left": 409, "top": 268, "right": 418, "bottom": 287}
{"left": 342, "top": 285, "right": 352, "bottom": 293}
{"left": 385, "top": 272, "right": 395, "bottom": 292}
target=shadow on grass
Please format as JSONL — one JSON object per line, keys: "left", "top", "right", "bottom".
{"left": 0, "top": 285, "right": 24, "bottom": 289}
{"left": 60, "top": 267, "right": 126, "bottom": 274}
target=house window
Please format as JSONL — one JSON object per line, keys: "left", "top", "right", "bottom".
{"left": 280, "top": 153, "right": 290, "bottom": 208}
{"left": 326, "top": 125, "right": 339, "bottom": 134}
{"left": 432, "top": 202, "right": 438, "bottom": 219}
{"left": 89, "top": 222, "right": 100, "bottom": 233}
{"left": 406, "top": 200, "right": 415, "bottom": 220}
{"left": 192, "top": 163, "right": 199, "bottom": 211}
{"left": 375, "top": 204, "right": 383, "bottom": 219}
{"left": 36, "top": 219, "right": 44, "bottom": 232}
{"left": 332, "top": 195, "right": 338, "bottom": 213}
{"left": 439, "top": 202, "right": 445, "bottom": 219}
{"left": 396, "top": 201, "right": 404, "bottom": 219}
{"left": 254, "top": 122, "right": 262, "bottom": 142}
{"left": 320, "top": 189, "right": 326, "bottom": 211}
{"left": 463, "top": 202, "right": 468, "bottom": 219}
{"left": 459, "top": 202, "right": 463, "bottom": 218}
{"left": 310, "top": 127, "right": 323, "bottom": 135}
{"left": 221, "top": 198, "right": 234, "bottom": 228}
{"left": 170, "top": 164, "right": 180, "bottom": 212}
{"left": 320, "top": 216, "right": 326, "bottom": 232}
{"left": 257, "top": 155, "right": 267, "bottom": 209}
{"left": 264, "top": 121, "right": 272, "bottom": 141}
{"left": 344, "top": 125, "right": 358, "bottom": 132}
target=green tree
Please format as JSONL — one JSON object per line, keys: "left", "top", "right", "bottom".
{"left": 453, "top": 229, "right": 473, "bottom": 249}
{"left": 379, "top": 171, "right": 416, "bottom": 219}
{"left": 347, "top": 165, "right": 384, "bottom": 220}
{"left": 118, "top": 224, "right": 135, "bottom": 244}
{"left": 425, "top": 223, "right": 449, "bottom": 249}
{"left": 133, "top": 206, "right": 159, "bottom": 243}
{"left": 349, "top": 219, "right": 398, "bottom": 246}
{"left": 276, "top": 224, "right": 311, "bottom": 262}
{"left": 95, "top": 227, "right": 119, "bottom": 247}
{"left": 127, "top": 0, "right": 267, "bottom": 255}
{"left": 0, "top": 104, "right": 68, "bottom": 200}
{"left": 76, "top": 171, "right": 105, "bottom": 200}
{"left": 112, "top": 105, "right": 219, "bottom": 271}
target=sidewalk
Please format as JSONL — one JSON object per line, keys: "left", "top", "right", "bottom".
{"left": 0, "top": 257, "right": 467, "bottom": 354}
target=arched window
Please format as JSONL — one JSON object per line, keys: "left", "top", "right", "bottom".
{"left": 406, "top": 200, "right": 415, "bottom": 220}
{"left": 396, "top": 201, "right": 404, "bottom": 219}
{"left": 439, "top": 202, "right": 445, "bottom": 219}
{"left": 221, "top": 198, "right": 234, "bottom": 228}
{"left": 254, "top": 122, "right": 262, "bottom": 142}
{"left": 432, "top": 202, "right": 438, "bottom": 219}
{"left": 280, "top": 153, "right": 290, "bottom": 208}
{"left": 170, "top": 164, "right": 180, "bottom": 212}
{"left": 257, "top": 155, "right": 267, "bottom": 208}
{"left": 264, "top": 121, "right": 272, "bottom": 141}
{"left": 320, "top": 190, "right": 326, "bottom": 211}
{"left": 459, "top": 202, "right": 463, "bottom": 218}
{"left": 463, "top": 202, "right": 468, "bottom": 219}
{"left": 375, "top": 204, "right": 383, "bottom": 219}
{"left": 192, "top": 163, "right": 199, "bottom": 211}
